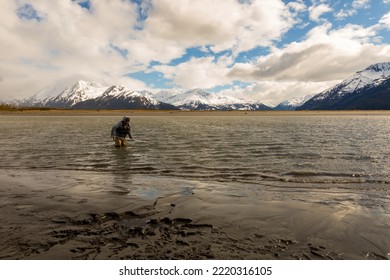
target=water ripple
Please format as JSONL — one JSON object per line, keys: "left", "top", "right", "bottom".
{"left": 1, "top": 115, "right": 390, "bottom": 189}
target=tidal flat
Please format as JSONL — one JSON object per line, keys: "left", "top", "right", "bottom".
{"left": 0, "top": 110, "right": 389, "bottom": 259}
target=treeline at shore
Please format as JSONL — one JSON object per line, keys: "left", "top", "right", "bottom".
{"left": 0, "top": 103, "right": 51, "bottom": 111}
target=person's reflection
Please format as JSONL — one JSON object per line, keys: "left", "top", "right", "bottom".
{"left": 110, "top": 148, "right": 133, "bottom": 196}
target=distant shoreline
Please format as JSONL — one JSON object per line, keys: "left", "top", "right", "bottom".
{"left": 1, "top": 109, "right": 390, "bottom": 117}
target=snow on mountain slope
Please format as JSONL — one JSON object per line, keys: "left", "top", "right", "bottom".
{"left": 153, "top": 88, "right": 210, "bottom": 106}
{"left": 298, "top": 62, "right": 390, "bottom": 110}
{"left": 153, "top": 88, "right": 246, "bottom": 107}
{"left": 96, "top": 85, "right": 161, "bottom": 106}
{"left": 73, "top": 84, "right": 178, "bottom": 110}
{"left": 275, "top": 94, "right": 315, "bottom": 110}
{"left": 313, "top": 62, "right": 390, "bottom": 102}
{"left": 48, "top": 80, "right": 108, "bottom": 107}
{"left": 18, "top": 85, "right": 65, "bottom": 106}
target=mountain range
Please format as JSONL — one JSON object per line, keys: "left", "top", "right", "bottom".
{"left": 5, "top": 62, "right": 390, "bottom": 110}
{"left": 12, "top": 81, "right": 272, "bottom": 111}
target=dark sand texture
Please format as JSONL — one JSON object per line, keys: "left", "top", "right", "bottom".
{"left": 1, "top": 169, "right": 389, "bottom": 260}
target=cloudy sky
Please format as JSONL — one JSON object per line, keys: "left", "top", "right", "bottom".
{"left": 1, "top": 0, "right": 390, "bottom": 105}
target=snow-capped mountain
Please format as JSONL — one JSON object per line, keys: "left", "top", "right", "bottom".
{"left": 299, "top": 62, "right": 390, "bottom": 110}
{"left": 153, "top": 88, "right": 211, "bottom": 106}
{"left": 274, "top": 94, "right": 315, "bottom": 110}
{"left": 16, "top": 80, "right": 108, "bottom": 108}
{"left": 72, "top": 85, "right": 178, "bottom": 110}
{"left": 16, "top": 85, "right": 64, "bottom": 107}
{"left": 45, "top": 81, "right": 108, "bottom": 108}
{"left": 12, "top": 81, "right": 272, "bottom": 110}
{"left": 153, "top": 88, "right": 271, "bottom": 110}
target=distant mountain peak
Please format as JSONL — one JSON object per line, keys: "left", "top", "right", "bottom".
{"left": 186, "top": 88, "right": 210, "bottom": 96}
{"left": 363, "top": 62, "right": 390, "bottom": 72}
{"left": 103, "top": 85, "right": 126, "bottom": 94}
{"left": 298, "top": 62, "right": 390, "bottom": 110}
{"left": 275, "top": 94, "right": 315, "bottom": 110}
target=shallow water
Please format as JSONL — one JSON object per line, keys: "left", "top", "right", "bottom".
{"left": 1, "top": 115, "right": 390, "bottom": 187}
{"left": 1, "top": 114, "right": 390, "bottom": 259}
{"left": 1, "top": 114, "right": 390, "bottom": 206}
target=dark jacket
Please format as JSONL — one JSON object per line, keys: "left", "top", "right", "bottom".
{"left": 111, "top": 121, "right": 132, "bottom": 138}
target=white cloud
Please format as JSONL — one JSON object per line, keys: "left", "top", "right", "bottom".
{"left": 352, "top": 0, "right": 370, "bottom": 9}
{"left": 151, "top": 17, "right": 390, "bottom": 104}
{"left": 287, "top": 1, "right": 307, "bottom": 14}
{"left": 309, "top": 3, "right": 332, "bottom": 22}
{"left": 0, "top": 0, "right": 144, "bottom": 98}
{"left": 227, "top": 22, "right": 390, "bottom": 83}
{"left": 380, "top": 12, "right": 390, "bottom": 28}
{"left": 336, "top": 0, "right": 370, "bottom": 20}
{"left": 1, "top": 0, "right": 390, "bottom": 106}
{"left": 142, "top": 0, "right": 295, "bottom": 56}
{"left": 384, "top": 0, "right": 390, "bottom": 4}
{"left": 152, "top": 57, "right": 231, "bottom": 89}
{"left": 335, "top": 9, "right": 357, "bottom": 20}
{"left": 0, "top": 0, "right": 298, "bottom": 99}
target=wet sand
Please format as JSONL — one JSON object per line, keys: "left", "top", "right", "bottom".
{"left": 1, "top": 169, "right": 389, "bottom": 260}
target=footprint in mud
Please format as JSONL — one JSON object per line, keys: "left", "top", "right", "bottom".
{"left": 15, "top": 210, "right": 348, "bottom": 260}
{"left": 23, "top": 211, "right": 215, "bottom": 260}
{"left": 117, "top": 217, "right": 214, "bottom": 259}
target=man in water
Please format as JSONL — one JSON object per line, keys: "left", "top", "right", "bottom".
{"left": 111, "top": 116, "right": 133, "bottom": 147}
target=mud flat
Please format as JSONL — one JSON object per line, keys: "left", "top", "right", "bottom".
{"left": 1, "top": 169, "right": 389, "bottom": 260}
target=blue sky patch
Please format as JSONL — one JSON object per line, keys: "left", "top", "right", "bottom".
{"left": 235, "top": 47, "right": 271, "bottom": 63}
{"left": 169, "top": 47, "right": 211, "bottom": 66}
{"left": 17, "top": 4, "right": 44, "bottom": 22}
{"left": 128, "top": 70, "right": 173, "bottom": 89}
{"left": 71, "top": 0, "right": 91, "bottom": 10}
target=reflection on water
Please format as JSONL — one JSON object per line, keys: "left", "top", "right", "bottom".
{"left": 1, "top": 115, "right": 390, "bottom": 190}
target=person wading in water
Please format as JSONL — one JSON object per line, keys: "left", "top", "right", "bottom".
{"left": 111, "top": 116, "right": 133, "bottom": 147}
